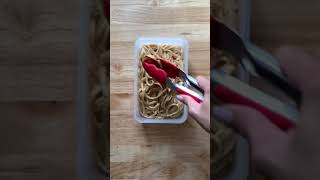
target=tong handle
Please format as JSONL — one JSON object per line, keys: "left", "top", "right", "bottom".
{"left": 187, "top": 75, "right": 205, "bottom": 94}
{"left": 213, "top": 84, "right": 295, "bottom": 130}
{"left": 175, "top": 84, "right": 204, "bottom": 103}
{"left": 179, "top": 70, "right": 205, "bottom": 95}
{"left": 245, "top": 48, "right": 302, "bottom": 106}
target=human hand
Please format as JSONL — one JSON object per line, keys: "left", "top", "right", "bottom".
{"left": 213, "top": 47, "right": 320, "bottom": 180}
{"left": 177, "top": 76, "right": 210, "bottom": 132}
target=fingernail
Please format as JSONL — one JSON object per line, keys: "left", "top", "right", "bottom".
{"left": 176, "top": 95, "right": 183, "bottom": 101}
{"left": 213, "top": 107, "right": 234, "bottom": 124}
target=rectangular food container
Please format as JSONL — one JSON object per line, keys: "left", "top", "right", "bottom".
{"left": 133, "top": 37, "right": 189, "bottom": 124}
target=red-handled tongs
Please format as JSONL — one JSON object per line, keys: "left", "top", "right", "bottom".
{"left": 212, "top": 70, "right": 299, "bottom": 130}
{"left": 211, "top": 17, "right": 300, "bottom": 130}
{"left": 142, "top": 55, "right": 204, "bottom": 103}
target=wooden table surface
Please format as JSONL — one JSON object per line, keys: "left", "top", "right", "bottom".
{"left": 110, "top": 0, "right": 210, "bottom": 179}
{"left": 0, "top": 1, "right": 78, "bottom": 179}
{"left": 252, "top": 0, "right": 320, "bottom": 53}
{"left": 0, "top": 0, "right": 319, "bottom": 179}
{"left": 0, "top": 102, "right": 75, "bottom": 180}
{"left": 0, "top": 0, "right": 78, "bottom": 101}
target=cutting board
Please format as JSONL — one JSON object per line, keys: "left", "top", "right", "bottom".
{"left": 110, "top": 0, "right": 210, "bottom": 179}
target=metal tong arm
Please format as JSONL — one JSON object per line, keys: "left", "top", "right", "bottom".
{"left": 166, "top": 79, "right": 204, "bottom": 103}
{"left": 178, "top": 70, "right": 205, "bottom": 95}
{"left": 212, "top": 18, "right": 302, "bottom": 106}
{"left": 245, "top": 46, "right": 302, "bottom": 106}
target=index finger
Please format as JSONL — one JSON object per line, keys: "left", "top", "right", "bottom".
{"left": 196, "top": 76, "right": 210, "bottom": 93}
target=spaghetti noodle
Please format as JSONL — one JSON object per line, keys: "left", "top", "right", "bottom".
{"left": 138, "top": 44, "right": 184, "bottom": 119}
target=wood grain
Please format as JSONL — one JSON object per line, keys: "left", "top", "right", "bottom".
{"left": 0, "top": 0, "right": 79, "bottom": 101}
{"left": 252, "top": 0, "right": 320, "bottom": 53}
{"left": 0, "top": 1, "right": 79, "bottom": 179}
{"left": 0, "top": 102, "right": 75, "bottom": 180}
{"left": 110, "top": 0, "right": 210, "bottom": 179}
{"left": 111, "top": 6, "right": 209, "bottom": 24}
{"left": 111, "top": 0, "right": 209, "bottom": 7}
{"left": 110, "top": 24, "right": 210, "bottom": 42}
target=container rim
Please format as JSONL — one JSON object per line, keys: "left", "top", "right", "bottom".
{"left": 133, "top": 37, "right": 190, "bottom": 124}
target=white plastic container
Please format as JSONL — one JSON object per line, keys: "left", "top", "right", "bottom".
{"left": 133, "top": 37, "right": 189, "bottom": 124}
